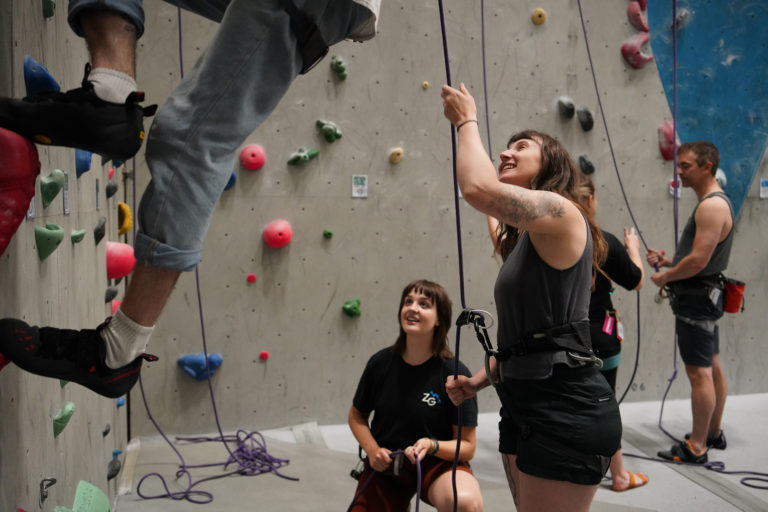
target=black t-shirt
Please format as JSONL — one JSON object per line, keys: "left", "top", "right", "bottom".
{"left": 352, "top": 347, "right": 478, "bottom": 451}
{"left": 589, "top": 230, "right": 642, "bottom": 322}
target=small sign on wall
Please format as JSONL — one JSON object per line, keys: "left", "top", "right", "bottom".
{"left": 760, "top": 178, "right": 768, "bottom": 199}
{"left": 352, "top": 175, "right": 368, "bottom": 198}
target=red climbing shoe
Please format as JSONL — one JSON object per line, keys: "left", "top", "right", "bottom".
{"left": 0, "top": 64, "right": 157, "bottom": 161}
{"left": 0, "top": 318, "right": 157, "bottom": 398}
{"left": 0, "top": 126, "right": 41, "bottom": 258}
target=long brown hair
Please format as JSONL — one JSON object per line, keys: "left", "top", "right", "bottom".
{"left": 392, "top": 279, "right": 454, "bottom": 359}
{"left": 493, "top": 130, "right": 607, "bottom": 273}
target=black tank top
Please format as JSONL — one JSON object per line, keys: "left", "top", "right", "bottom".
{"left": 494, "top": 218, "right": 593, "bottom": 380}
{"left": 672, "top": 191, "right": 734, "bottom": 276}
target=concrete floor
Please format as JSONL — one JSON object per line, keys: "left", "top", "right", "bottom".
{"left": 115, "top": 393, "right": 768, "bottom": 511}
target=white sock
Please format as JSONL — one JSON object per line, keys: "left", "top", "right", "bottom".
{"left": 101, "top": 308, "right": 154, "bottom": 369}
{"left": 88, "top": 67, "right": 137, "bottom": 104}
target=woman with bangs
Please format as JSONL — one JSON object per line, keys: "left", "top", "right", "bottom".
{"left": 441, "top": 83, "right": 621, "bottom": 512}
{"left": 348, "top": 279, "right": 483, "bottom": 512}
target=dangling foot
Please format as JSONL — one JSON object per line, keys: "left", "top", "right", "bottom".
{"left": 611, "top": 471, "right": 649, "bottom": 492}
{"left": 0, "top": 317, "right": 157, "bottom": 398}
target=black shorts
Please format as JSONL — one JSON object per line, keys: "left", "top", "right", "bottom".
{"left": 676, "top": 317, "right": 719, "bottom": 367}
{"left": 497, "top": 365, "right": 621, "bottom": 485}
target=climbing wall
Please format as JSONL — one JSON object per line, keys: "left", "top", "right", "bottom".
{"left": 1, "top": 1, "right": 767, "bottom": 510}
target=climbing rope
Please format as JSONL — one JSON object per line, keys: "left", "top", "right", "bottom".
{"left": 346, "top": 451, "right": 423, "bottom": 512}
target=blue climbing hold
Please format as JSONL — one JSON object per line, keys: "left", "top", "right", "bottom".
{"left": 177, "top": 352, "right": 224, "bottom": 381}
{"left": 116, "top": 396, "right": 125, "bottom": 408}
{"left": 23, "top": 56, "right": 60, "bottom": 97}
{"left": 75, "top": 149, "right": 92, "bottom": 178}
{"left": 223, "top": 171, "right": 236, "bottom": 191}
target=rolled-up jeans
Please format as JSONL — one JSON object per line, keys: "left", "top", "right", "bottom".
{"left": 68, "top": 0, "right": 371, "bottom": 271}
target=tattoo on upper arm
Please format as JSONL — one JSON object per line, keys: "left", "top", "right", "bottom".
{"left": 488, "top": 189, "right": 566, "bottom": 227}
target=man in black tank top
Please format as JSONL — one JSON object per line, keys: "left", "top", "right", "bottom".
{"left": 646, "top": 141, "right": 734, "bottom": 464}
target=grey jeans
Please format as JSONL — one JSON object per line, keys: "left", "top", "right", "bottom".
{"left": 68, "top": 0, "right": 372, "bottom": 270}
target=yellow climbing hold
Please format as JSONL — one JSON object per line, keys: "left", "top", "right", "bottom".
{"left": 531, "top": 8, "right": 547, "bottom": 25}
{"left": 389, "top": 147, "right": 404, "bottom": 164}
{"left": 422, "top": 81, "right": 430, "bottom": 90}
{"left": 117, "top": 202, "right": 133, "bottom": 236}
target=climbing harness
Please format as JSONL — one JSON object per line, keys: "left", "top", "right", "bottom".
{"left": 346, "top": 450, "right": 424, "bottom": 512}
{"left": 280, "top": 0, "right": 330, "bottom": 74}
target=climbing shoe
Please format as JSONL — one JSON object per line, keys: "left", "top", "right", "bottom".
{"left": 658, "top": 440, "right": 708, "bottom": 464}
{"left": 0, "top": 64, "right": 157, "bottom": 161}
{"left": 685, "top": 430, "right": 727, "bottom": 450}
{"left": 0, "top": 318, "right": 157, "bottom": 398}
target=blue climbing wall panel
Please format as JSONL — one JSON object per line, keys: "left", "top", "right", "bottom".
{"left": 648, "top": 1, "right": 768, "bottom": 217}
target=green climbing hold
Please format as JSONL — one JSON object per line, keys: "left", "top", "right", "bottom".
{"left": 70, "top": 229, "right": 86, "bottom": 244}
{"left": 72, "top": 480, "right": 110, "bottom": 512}
{"left": 40, "top": 169, "right": 66, "bottom": 208}
{"left": 35, "top": 223, "right": 64, "bottom": 260}
{"left": 323, "top": 229, "right": 333, "bottom": 239}
{"left": 60, "top": 379, "right": 68, "bottom": 388}
{"left": 342, "top": 299, "right": 361, "bottom": 317}
{"left": 316, "top": 119, "right": 342, "bottom": 143}
{"left": 53, "top": 507, "right": 74, "bottom": 512}
{"left": 42, "top": 0, "right": 55, "bottom": 19}
{"left": 53, "top": 401, "right": 75, "bottom": 437}
{"left": 287, "top": 147, "right": 319, "bottom": 166}
{"left": 330, "top": 55, "right": 347, "bottom": 80}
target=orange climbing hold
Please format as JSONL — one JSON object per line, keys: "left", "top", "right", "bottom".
{"left": 0, "top": 127, "right": 41, "bottom": 257}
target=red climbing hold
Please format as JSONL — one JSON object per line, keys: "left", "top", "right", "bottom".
{"left": 627, "top": 1, "right": 649, "bottom": 32}
{"left": 111, "top": 300, "right": 122, "bottom": 315}
{"left": 658, "top": 120, "right": 679, "bottom": 161}
{"left": 621, "top": 32, "right": 654, "bottom": 69}
{"left": 263, "top": 219, "right": 292, "bottom": 248}
{"left": 0, "top": 127, "right": 41, "bottom": 257}
{"left": 0, "top": 352, "right": 10, "bottom": 372}
{"left": 106, "top": 241, "right": 136, "bottom": 279}
{"left": 259, "top": 350, "right": 269, "bottom": 361}
{"left": 247, "top": 273, "right": 257, "bottom": 283}
{"left": 240, "top": 144, "right": 266, "bottom": 171}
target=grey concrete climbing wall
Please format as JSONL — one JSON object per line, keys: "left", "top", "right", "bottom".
{"left": 1, "top": 1, "right": 767, "bottom": 510}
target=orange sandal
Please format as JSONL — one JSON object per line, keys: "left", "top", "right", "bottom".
{"left": 612, "top": 472, "right": 649, "bottom": 492}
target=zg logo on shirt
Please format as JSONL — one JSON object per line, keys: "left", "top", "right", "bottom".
{"left": 422, "top": 391, "right": 441, "bottom": 407}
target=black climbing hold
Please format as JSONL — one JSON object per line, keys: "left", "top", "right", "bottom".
{"left": 557, "top": 97, "right": 575, "bottom": 119}
{"left": 102, "top": 423, "right": 111, "bottom": 437}
{"left": 106, "top": 182, "right": 118, "bottom": 198}
{"left": 578, "top": 154, "right": 595, "bottom": 175}
{"left": 576, "top": 105, "right": 594, "bottom": 131}
{"left": 105, "top": 285, "right": 118, "bottom": 303}
{"left": 93, "top": 216, "right": 107, "bottom": 245}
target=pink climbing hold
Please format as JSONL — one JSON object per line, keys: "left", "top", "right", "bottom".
{"left": 638, "top": 0, "right": 647, "bottom": 10}
{"left": 657, "top": 120, "right": 679, "bottom": 161}
{"left": 627, "top": 1, "right": 649, "bottom": 32}
{"left": 111, "top": 300, "right": 122, "bottom": 315}
{"left": 0, "top": 127, "right": 41, "bottom": 258}
{"left": 621, "top": 32, "right": 654, "bottom": 69}
{"left": 247, "top": 273, "right": 257, "bottom": 283}
{"left": 108, "top": 166, "right": 115, "bottom": 180}
{"left": 259, "top": 350, "right": 269, "bottom": 361}
{"left": 240, "top": 144, "right": 266, "bottom": 171}
{"left": 106, "top": 241, "right": 136, "bottom": 279}
{"left": 263, "top": 219, "right": 292, "bottom": 249}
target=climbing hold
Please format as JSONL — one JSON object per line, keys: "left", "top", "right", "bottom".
{"left": 41, "top": 0, "right": 55, "bottom": 18}
{"left": 675, "top": 8, "right": 691, "bottom": 29}
{"left": 116, "top": 396, "right": 125, "bottom": 408}
{"left": 287, "top": 147, "right": 319, "bottom": 165}
{"left": 70, "top": 229, "right": 85, "bottom": 244}
{"left": 330, "top": 55, "right": 347, "bottom": 80}
{"left": 240, "top": 144, "right": 266, "bottom": 171}
{"left": 93, "top": 216, "right": 106, "bottom": 245}
{"left": 112, "top": 159, "right": 124, "bottom": 168}
{"left": 531, "top": 8, "right": 547, "bottom": 25}
{"left": 715, "top": 168, "right": 727, "bottom": 188}
{"left": 389, "top": 147, "right": 404, "bottom": 164}
{"left": 70, "top": 481, "right": 110, "bottom": 512}
{"left": 259, "top": 350, "right": 269, "bottom": 361}
{"left": 108, "top": 167, "right": 115, "bottom": 180}
{"left": 578, "top": 154, "right": 595, "bottom": 175}
{"left": 107, "top": 449, "right": 123, "bottom": 480}
{"left": 74, "top": 149, "right": 92, "bottom": 178}
{"left": 24, "top": 56, "right": 59, "bottom": 96}
{"left": 40, "top": 169, "right": 66, "bottom": 208}
{"left": 0, "top": 127, "right": 41, "bottom": 258}
{"left": 105, "top": 285, "right": 118, "bottom": 303}
{"left": 627, "top": 1, "right": 649, "bottom": 32}
{"left": 0, "top": 353, "right": 10, "bottom": 373}
{"left": 246, "top": 273, "right": 257, "bottom": 283}
{"left": 263, "top": 219, "right": 292, "bottom": 248}
{"left": 53, "top": 402, "right": 75, "bottom": 437}
{"left": 35, "top": 223, "right": 64, "bottom": 260}
{"left": 102, "top": 424, "right": 111, "bottom": 437}
{"left": 621, "top": 32, "right": 654, "bottom": 69}
{"left": 342, "top": 299, "right": 361, "bottom": 317}
{"left": 177, "top": 353, "right": 224, "bottom": 381}
{"left": 224, "top": 171, "right": 237, "bottom": 191}
{"left": 323, "top": 229, "right": 333, "bottom": 239}
{"left": 60, "top": 379, "right": 67, "bottom": 388}
{"left": 557, "top": 96, "right": 575, "bottom": 119}
{"left": 669, "top": 179, "right": 682, "bottom": 198}
{"left": 657, "top": 120, "right": 678, "bottom": 160}
{"left": 422, "top": 81, "right": 430, "bottom": 90}
{"left": 106, "top": 241, "right": 135, "bottom": 279}
{"left": 117, "top": 201, "right": 133, "bottom": 236}
{"left": 316, "top": 119, "right": 342, "bottom": 143}
{"left": 576, "top": 105, "right": 594, "bottom": 131}
{"left": 638, "top": 0, "right": 647, "bottom": 9}
{"left": 105, "top": 181, "right": 118, "bottom": 199}
{"left": 111, "top": 300, "right": 121, "bottom": 315}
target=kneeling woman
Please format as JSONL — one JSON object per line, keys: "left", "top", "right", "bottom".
{"left": 348, "top": 279, "right": 483, "bottom": 512}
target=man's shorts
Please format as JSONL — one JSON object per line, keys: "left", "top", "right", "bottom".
{"left": 676, "top": 317, "right": 719, "bottom": 367}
